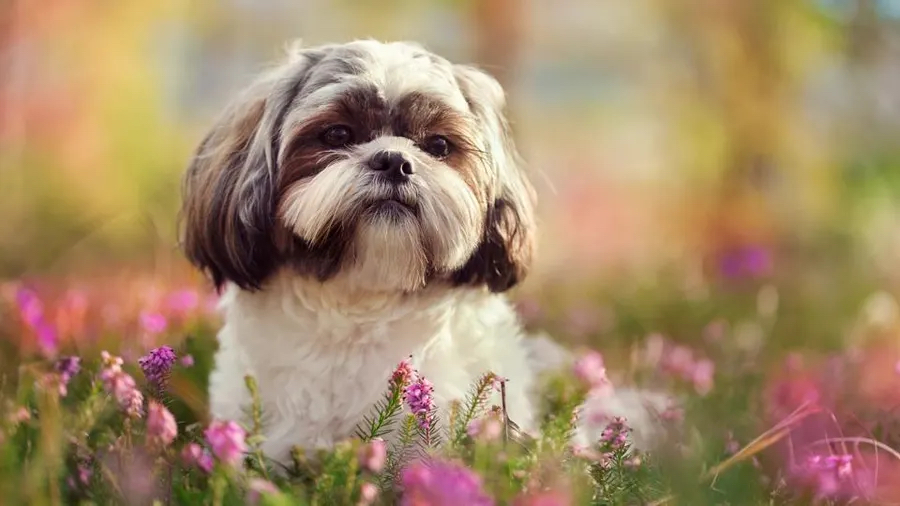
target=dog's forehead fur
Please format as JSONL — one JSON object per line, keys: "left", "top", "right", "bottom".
{"left": 279, "top": 41, "right": 471, "bottom": 150}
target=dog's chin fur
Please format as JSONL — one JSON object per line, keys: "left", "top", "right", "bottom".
{"left": 209, "top": 272, "right": 536, "bottom": 464}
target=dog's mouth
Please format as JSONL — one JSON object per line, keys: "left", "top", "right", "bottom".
{"left": 367, "top": 197, "right": 417, "bottom": 218}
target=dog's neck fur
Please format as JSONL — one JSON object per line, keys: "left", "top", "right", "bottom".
{"left": 208, "top": 270, "right": 535, "bottom": 463}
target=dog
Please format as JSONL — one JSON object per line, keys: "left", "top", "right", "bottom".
{"left": 179, "top": 39, "right": 543, "bottom": 464}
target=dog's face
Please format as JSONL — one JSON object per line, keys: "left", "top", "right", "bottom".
{"left": 181, "top": 40, "right": 535, "bottom": 293}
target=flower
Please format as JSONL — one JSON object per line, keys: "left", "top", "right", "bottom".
{"left": 691, "top": 358, "right": 715, "bottom": 396}
{"left": 146, "top": 401, "right": 177, "bottom": 448}
{"left": 358, "top": 438, "right": 387, "bottom": 473}
{"left": 400, "top": 459, "right": 494, "bottom": 506}
{"left": 181, "top": 443, "right": 214, "bottom": 473}
{"left": 180, "top": 354, "right": 195, "bottom": 367}
{"left": 247, "top": 478, "right": 280, "bottom": 504}
{"left": 391, "top": 356, "right": 416, "bottom": 390}
{"left": 599, "top": 417, "right": 630, "bottom": 451}
{"left": 512, "top": 489, "right": 572, "bottom": 506}
{"left": 205, "top": 420, "right": 247, "bottom": 467}
{"left": 166, "top": 289, "right": 199, "bottom": 315}
{"left": 573, "top": 351, "right": 612, "bottom": 392}
{"left": 404, "top": 376, "right": 435, "bottom": 430}
{"left": 719, "top": 245, "right": 772, "bottom": 279}
{"left": 55, "top": 356, "right": 81, "bottom": 383}
{"left": 15, "top": 287, "right": 58, "bottom": 356}
{"left": 139, "top": 311, "right": 168, "bottom": 336}
{"left": 9, "top": 406, "right": 31, "bottom": 424}
{"left": 467, "top": 410, "right": 504, "bottom": 442}
{"left": 99, "top": 351, "right": 144, "bottom": 418}
{"left": 792, "top": 453, "right": 862, "bottom": 500}
{"left": 358, "top": 482, "right": 379, "bottom": 506}
{"left": 138, "top": 346, "right": 177, "bottom": 391}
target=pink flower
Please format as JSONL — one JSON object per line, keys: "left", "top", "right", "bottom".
{"left": 599, "top": 416, "right": 630, "bottom": 451}
{"left": 9, "top": 406, "right": 30, "bottom": 424}
{"left": 180, "top": 354, "right": 195, "bottom": 367}
{"left": 512, "top": 489, "right": 572, "bottom": 506}
{"left": 99, "top": 351, "right": 144, "bottom": 418}
{"left": 181, "top": 443, "right": 214, "bottom": 473}
{"left": 467, "top": 411, "right": 503, "bottom": 442}
{"left": 146, "top": 401, "right": 177, "bottom": 448}
{"left": 391, "top": 357, "right": 416, "bottom": 390}
{"left": 205, "top": 420, "right": 247, "bottom": 467}
{"left": 247, "top": 478, "right": 280, "bottom": 504}
{"left": 404, "top": 377, "right": 435, "bottom": 431}
{"left": 358, "top": 482, "right": 379, "bottom": 506}
{"left": 166, "top": 289, "right": 199, "bottom": 315}
{"left": 792, "top": 453, "right": 865, "bottom": 500}
{"left": 691, "top": 358, "right": 715, "bottom": 396}
{"left": 573, "top": 351, "right": 613, "bottom": 394}
{"left": 15, "top": 287, "right": 58, "bottom": 357}
{"left": 400, "top": 459, "right": 494, "bottom": 506}
{"left": 358, "top": 438, "right": 387, "bottom": 473}
{"left": 139, "top": 311, "right": 168, "bottom": 335}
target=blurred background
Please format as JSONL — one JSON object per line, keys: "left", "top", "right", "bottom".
{"left": 3, "top": 0, "right": 900, "bottom": 356}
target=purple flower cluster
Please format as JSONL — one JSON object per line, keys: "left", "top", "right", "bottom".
{"left": 138, "top": 345, "right": 177, "bottom": 391}
{"left": 599, "top": 416, "right": 630, "bottom": 451}
{"left": 404, "top": 377, "right": 435, "bottom": 431}
{"left": 204, "top": 420, "right": 247, "bottom": 467}
{"left": 55, "top": 356, "right": 81, "bottom": 382}
{"left": 99, "top": 351, "right": 144, "bottom": 418}
{"left": 400, "top": 459, "right": 494, "bottom": 506}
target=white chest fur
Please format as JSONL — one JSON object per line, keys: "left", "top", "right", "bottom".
{"left": 207, "top": 273, "right": 536, "bottom": 463}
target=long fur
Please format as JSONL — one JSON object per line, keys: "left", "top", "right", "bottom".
{"left": 180, "top": 40, "right": 539, "bottom": 463}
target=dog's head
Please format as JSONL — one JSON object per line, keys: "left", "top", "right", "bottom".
{"left": 181, "top": 40, "right": 535, "bottom": 293}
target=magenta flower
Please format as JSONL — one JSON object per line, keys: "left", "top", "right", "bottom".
{"left": 99, "top": 351, "right": 144, "bottom": 418}
{"left": 166, "top": 289, "right": 199, "bottom": 315}
{"left": 15, "top": 287, "right": 58, "bottom": 356}
{"left": 404, "top": 376, "right": 435, "bottom": 431}
{"left": 719, "top": 245, "right": 773, "bottom": 279}
{"left": 400, "top": 459, "right": 494, "bottom": 506}
{"left": 138, "top": 345, "right": 177, "bottom": 391}
{"left": 205, "top": 420, "right": 247, "bottom": 467}
{"left": 139, "top": 311, "right": 168, "bottom": 335}
{"left": 358, "top": 438, "right": 387, "bottom": 473}
{"left": 573, "top": 351, "right": 612, "bottom": 393}
{"left": 146, "top": 401, "right": 177, "bottom": 448}
{"left": 181, "top": 443, "right": 214, "bottom": 473}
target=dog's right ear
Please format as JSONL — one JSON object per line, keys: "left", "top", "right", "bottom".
{"left": 179, "top": 46, "right": 325, "bottom": 291}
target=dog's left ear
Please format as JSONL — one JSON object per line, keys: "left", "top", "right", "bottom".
{"left": 452, "top": 65, "right": 537, "bottom": 292}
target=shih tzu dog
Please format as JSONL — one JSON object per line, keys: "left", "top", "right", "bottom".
{"left": 179, "top": 39, "right": 544, "bottom": 464}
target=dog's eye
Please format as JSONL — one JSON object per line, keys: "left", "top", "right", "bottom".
{"left": 320, "top": 125, "right": 353, "bottom": 147}
{"left": 423, "top": 135, "right": 451, "bottom": 158}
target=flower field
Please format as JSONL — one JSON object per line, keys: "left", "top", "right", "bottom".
{"left": 3, "top": 257, "right": 900, "bottom": 505}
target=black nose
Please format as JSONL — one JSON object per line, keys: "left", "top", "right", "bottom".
{"left": 369, "top": 151, "right": 413, "bottom": 183}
